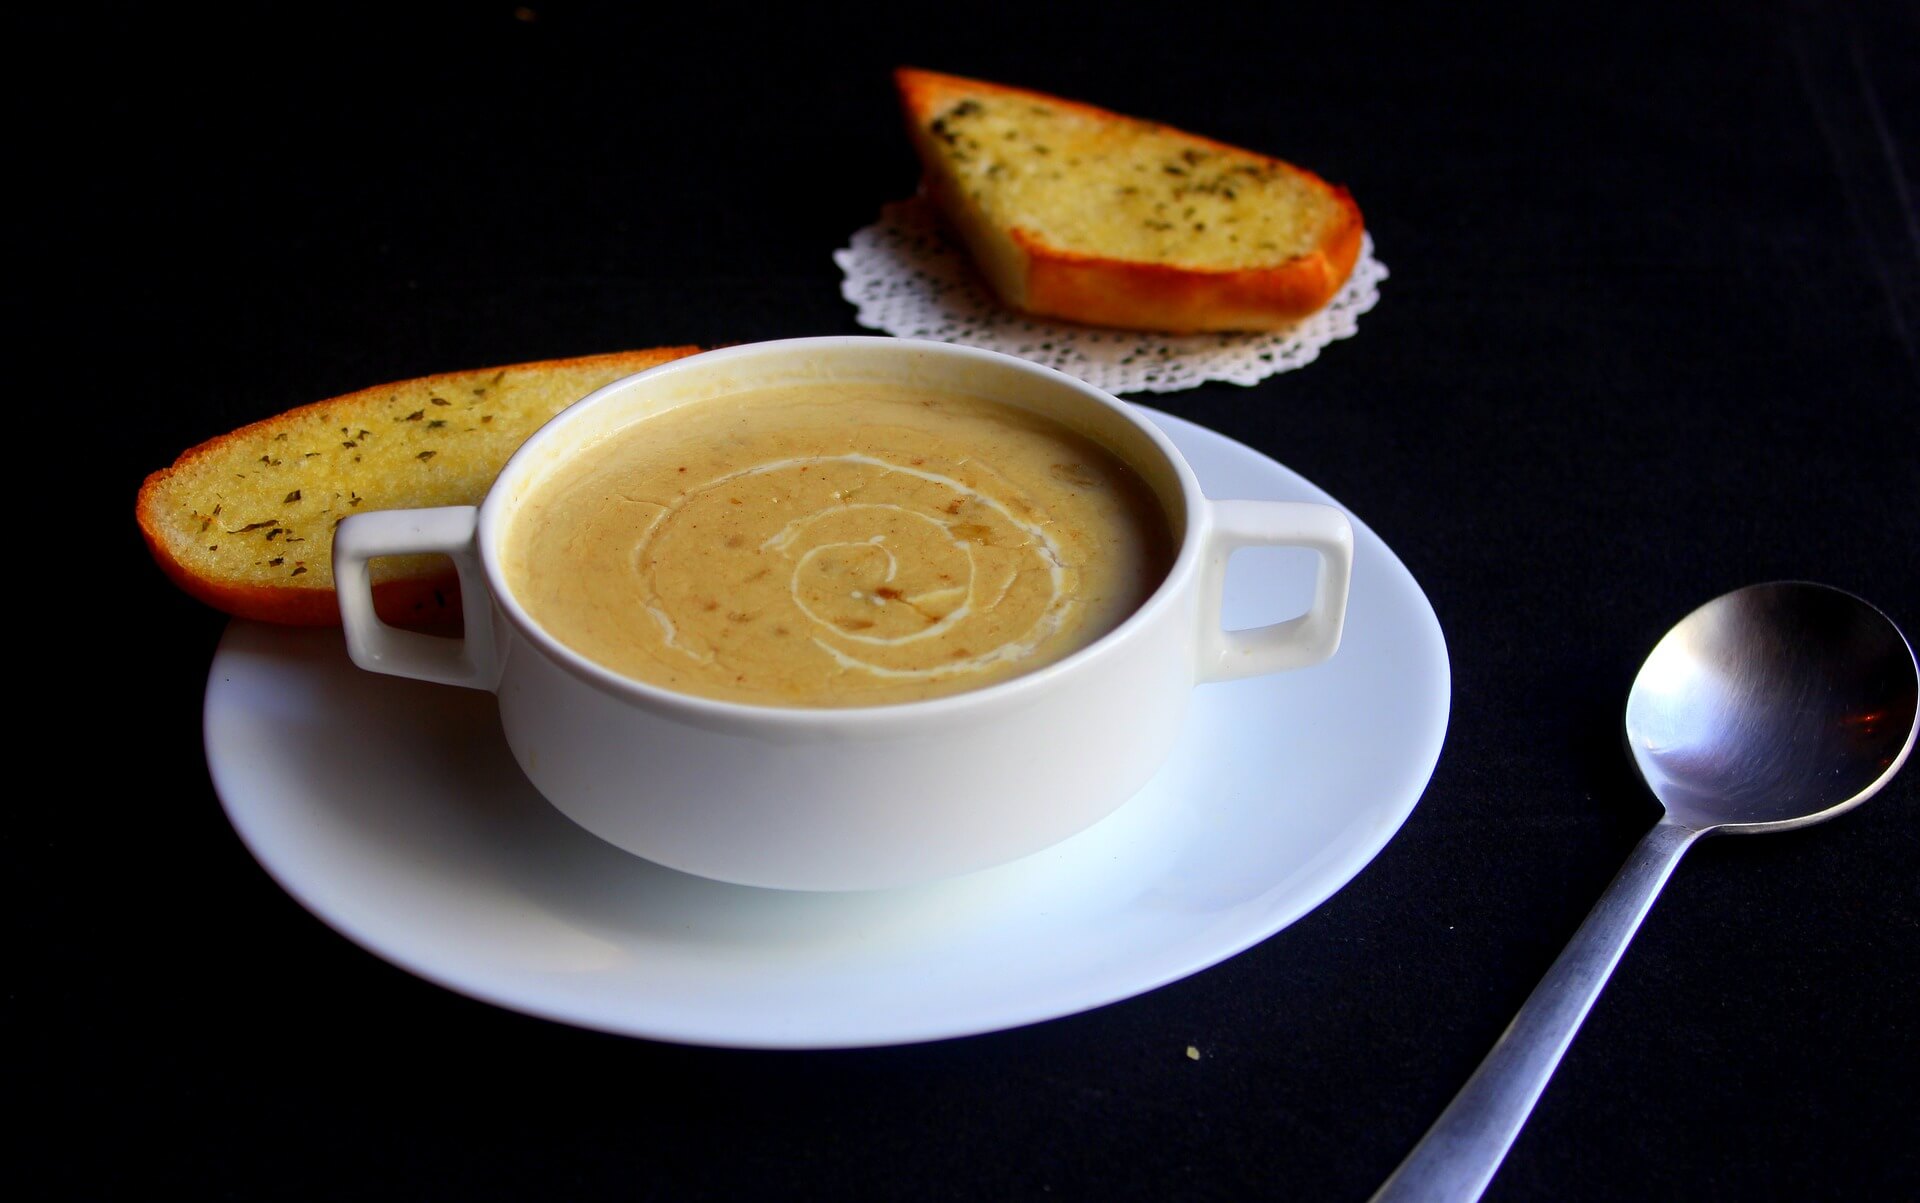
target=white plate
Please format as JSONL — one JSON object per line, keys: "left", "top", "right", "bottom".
{"left": 205, "top": 409, "right": 1449, "bottom": 1049}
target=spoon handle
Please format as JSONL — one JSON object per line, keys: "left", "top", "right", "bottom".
{"left": 1370, "top": 818, "right": 1704, "bottom": 1203}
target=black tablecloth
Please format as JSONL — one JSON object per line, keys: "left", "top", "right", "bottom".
{"left": 52, "top": 2, "right": 1918, "bottom": 1198}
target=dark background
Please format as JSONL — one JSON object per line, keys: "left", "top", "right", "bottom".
{"left": 34, "top": 0, "right": 1918, "bottom": 1198}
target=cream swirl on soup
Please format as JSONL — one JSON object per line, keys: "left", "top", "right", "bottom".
{"left": 504, "top": 383, "right": 1172, "bottom": 706}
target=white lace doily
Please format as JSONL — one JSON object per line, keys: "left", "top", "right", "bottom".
{"left": 834, "top": 197, "right": 1386, "bottom": 394}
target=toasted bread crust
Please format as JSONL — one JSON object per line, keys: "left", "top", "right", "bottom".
{"left": 895, "top": 67, "right": 1363, "bottom": 333}
{"left": 1018, "top": 204, "right": 1363, "bottom": 331}
{"left": 137, "top": 346, "right": 701, "bottom": 627}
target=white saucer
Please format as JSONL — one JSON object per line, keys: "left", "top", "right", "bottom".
{"left": 205, "top": 409, "right": 1450, "bottom": 1049}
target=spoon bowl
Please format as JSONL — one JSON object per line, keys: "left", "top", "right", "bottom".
{"left": 1373, "top": 581, "right": 1919, "bottom": 1203}
{"left": 1627, "top": 581, "right": 1919, "bottom": 831}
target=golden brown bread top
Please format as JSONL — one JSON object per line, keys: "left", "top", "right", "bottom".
{"left": 896, "top": 67, "right": 1363, "bottom": 332}
{"left": 137, "top": 346, "right": 702, "bottom": 626}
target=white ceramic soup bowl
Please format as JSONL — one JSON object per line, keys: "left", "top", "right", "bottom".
{"left": 334, "top": 337, "right": 1351, "bottom": 891}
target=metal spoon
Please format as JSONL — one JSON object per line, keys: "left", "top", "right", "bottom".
{"left": 1372, "top": 580, "right": 1919, "bottom": 1203}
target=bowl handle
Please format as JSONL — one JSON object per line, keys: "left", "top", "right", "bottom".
{"left": 334, "top": 506, "right": 501, "bottom": 690}
{"left": 1195, "top": 500, "right": 1353, "bottom": 682}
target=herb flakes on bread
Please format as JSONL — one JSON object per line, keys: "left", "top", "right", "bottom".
{"left": 137, "top": 346, "right": 701, "bottom": 627}
{"left": 896, "top": 67, "right": 1364, "bottom": 334}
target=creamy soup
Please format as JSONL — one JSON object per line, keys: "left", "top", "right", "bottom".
{"left": 502, "top": 382, "right": 1174, "bottom": 706}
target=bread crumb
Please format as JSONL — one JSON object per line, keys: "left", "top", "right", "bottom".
{"left": 1185, "top": 1045, "right": 1201, "bottom": 1061}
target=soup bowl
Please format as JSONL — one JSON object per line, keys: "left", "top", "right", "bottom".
{"left": 334, "top": 337, "right": 1352, "bottom": 890}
